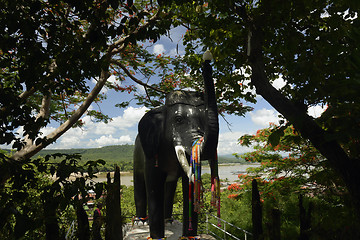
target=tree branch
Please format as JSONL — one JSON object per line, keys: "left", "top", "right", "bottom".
{"left": 22, "top": 91, "right": 52, "bottom": 147}
{"left": 11, "top": 69, "right": 110, "bottom": 161}
{"left": 110, "top": 60, "right": 166, "bottom": 94}
{"left": 109, "top": 9, "right": 164, "bottom": 55}
{"left": 38, "top": 91, "right": 52, "bottom": 121}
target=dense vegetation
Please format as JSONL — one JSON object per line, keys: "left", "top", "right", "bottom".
{"left": 0, "top": 150, "right": 106, "bottom": 239}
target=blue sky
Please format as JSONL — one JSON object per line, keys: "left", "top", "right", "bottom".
{"left": 8, "top": 27, "right": 325, "bottom": 155}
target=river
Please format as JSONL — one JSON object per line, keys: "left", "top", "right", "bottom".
{"left": 93, "top": 163, "right": 259, "bottom": 186}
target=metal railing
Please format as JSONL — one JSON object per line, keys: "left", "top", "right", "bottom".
{"left": 204, "top": 213, "right": 252, "bottom": 240}
{"left": 65, "top": 213, "right": 252, "bottom": 240}
{"left": 65, "top": 221, "right": 76, "bottom": 240}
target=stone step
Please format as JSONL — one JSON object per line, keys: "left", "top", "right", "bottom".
{"left": 124, "top": 221, "right": 216, "bottom": 240}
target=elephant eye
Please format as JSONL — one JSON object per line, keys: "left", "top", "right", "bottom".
{"left": 175, "top": 116, "right": 184, "bottom": 124}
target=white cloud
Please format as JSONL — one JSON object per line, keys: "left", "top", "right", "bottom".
{"left": 39, "top": 126, "right": 56, "bottom": 136}
{"left": 135, "top": 84, "right": 146, "bottom": 94}
{"left": 249, "top": 108, "right": 280, "bottom": 127}
{"left": 58, "top": 135, "right": 82, "bottom": 148}
{"left": 111, "top": 106, "right": 149, "bottom": 129}
{"left": 107, "top": 75, "right": 117, "bottom": 84}
{"left": 91, "top": 75, "right": 119, "bottom": 94}
{"left": 35, "top": 106, "right": 148, "bottom": 149}
{"left": 168, "top": 26, "right": 186, "bottom": 43}
{"left": 308, "top": 105, "right": 327, "bottom": 118}
{"left": 272, "top": 76, "right": 286, "bottom": 90}
{"left": 53, "top": 127, "right": 88, "bottom": 149}
{"left": 153, "top": 44, "right": 165, "bottom": 55}
{"left": 93, "top": 122, "right": 117, "bottom": 135}
{"left": 83, "top": 106, "right": 148, "bottom": 134}
{"left": 218, "top": 131, "right": 253, "bottom": 155}
{"left": 169, "top": 47, "right": 185, "bottom": 56}
{"left": 103, "top": 75, "right": 120, "bottom": 94}
{"left": 90, "top": 135, "right": 132, "bottom": 147}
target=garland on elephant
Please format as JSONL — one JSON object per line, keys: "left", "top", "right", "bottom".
{"left": 188, "top": 137, "right": 221, "bottom": 231}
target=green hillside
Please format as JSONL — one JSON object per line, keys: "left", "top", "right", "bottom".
{"left": 36, "top": 146, "right": 244, "bottom": 163}
{"left": 35, "top": 145, "right": 135, "bottom": 171}
{"left": 218, "top": 154, "right": 246, "bottom": 163}
{"left": 2, "top": 144, "right": 244, "bottom": 171}
{"left": 36, "top": 144, "right": 134, "bottom": 162}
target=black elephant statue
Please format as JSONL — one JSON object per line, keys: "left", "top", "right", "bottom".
{"left": 133, "top": 55, "right": 220, "bottom": 239}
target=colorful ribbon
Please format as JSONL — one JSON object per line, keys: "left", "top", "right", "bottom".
{"left": 189, "top": 137, "right": 203, "bottom": 230}
{"left": 211, "top": 174, "right": 221, "bottom": 226}
{"left": 180, "top": 236, "right": 201, "bottom": 240}
{"left": 132, "top": 216, "right": 148, "bottom": 225}
{"left": 188, "top": 137, "right": 221, "bottom": 229}
{"left": 192, "top": 137, "right": 203, "bottom": 213}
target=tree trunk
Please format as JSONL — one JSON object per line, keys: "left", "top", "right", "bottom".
{"left": 248, "top": 25, "right": 360, "bottom": 216}
{"left": 299, "top": 195, "right": 312, "bottom": 240}
{"left": 44, "top": 197, "right": 60, "bottom": 240}
{"left": 252, "top": 179, "right": 263, "bottom": 240}
{"left": 269, "top": 208, "right": 281, "bottom": 240}
{"left": 76, "top": 203, "right": 90, "bottom": 240}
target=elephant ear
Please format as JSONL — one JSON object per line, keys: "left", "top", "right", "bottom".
{"left": 138, "top": 106, "right": 165, "bottom": 159}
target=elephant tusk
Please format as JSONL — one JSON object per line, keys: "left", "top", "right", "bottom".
{"left": 175, "top": 146, "right": 194, "bottom": 183}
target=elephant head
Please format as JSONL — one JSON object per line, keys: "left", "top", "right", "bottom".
{"left": 134, "top": 59, "right": 219, "bottom": 238}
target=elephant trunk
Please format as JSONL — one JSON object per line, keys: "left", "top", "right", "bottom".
{"left": 202, "top": 60, "right": 219, "bottom": 178}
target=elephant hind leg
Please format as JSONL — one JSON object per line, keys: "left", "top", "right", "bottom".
{"left": 146, "top": 164, "right": 167, "bottom": 238}
{"left": 134, "top": 172, "right": 147, "bottom": 218}
{"left": 134, "top": 136, "right": 147, "bottom": 219}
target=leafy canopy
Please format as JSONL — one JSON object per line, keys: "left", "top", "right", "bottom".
{"left": 171, "top": 0, "right": 360, "bottom": 154}
{"left": 238, "top": 124, "right": 347, "bottom": 200}
{"left": 0, "top": 0, "right": 182, "bottom": 163}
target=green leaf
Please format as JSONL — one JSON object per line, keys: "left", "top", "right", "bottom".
{"left": 96, "top": 159, "right": 106, "bottom": 165}
{"left": 95, "top": 183, "right": 104, "bottom": 199}
{"left": 268, "top": 126, "right": 286, "bottom": 147}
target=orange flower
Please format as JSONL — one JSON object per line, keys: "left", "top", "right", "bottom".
{"left": 227, "top": 194, "right": 239, "bottom": 199}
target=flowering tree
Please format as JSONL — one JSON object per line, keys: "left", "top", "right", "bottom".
{"left": 226, "top": 124, "right": 347, "bottom": 204}
{"left": 223, "top": 124, "right": 359, "bottom": 238}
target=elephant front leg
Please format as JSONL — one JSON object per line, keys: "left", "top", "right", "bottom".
{"left": 182, "top": 175, "right": 199, "bottom": 237}
{"left": 145, "top": 159, "right": 167, "bottom": 239}
{"left": 164, "top": 179, "right": 178, "bottom": 222}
